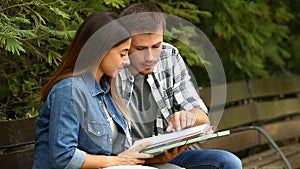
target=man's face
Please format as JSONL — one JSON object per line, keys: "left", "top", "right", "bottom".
{"left": 127, "top": 32, "right": 163, "bottom": 75}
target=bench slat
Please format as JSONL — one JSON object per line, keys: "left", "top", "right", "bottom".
{"left": 261, "top": 119, "right": 300, "bottom": 144}
{"left": 249, "top": 76, "right": 300, "bottom": 98}
{"left": 255, "top": 98, "right": 300, "bottom": 122}
{"left": 217, "top": 103, "right": 257, "bottom": 130}
{"left": 200, "top": 130, "right": 260, "bottom": 152}
{"left": 200, "top": 80, "right": 251, "bottom": 107}
{"left": 0, "top": 118, "right": 36, "bottom": 169}
{"left": 0, "top": 117, "right": 36, "bottom": 148}
{"left": 0, "top": 149, "right": 34, "bottom": 169}
{"left": 242, "top": 144, "right": 300, "bottom": 169}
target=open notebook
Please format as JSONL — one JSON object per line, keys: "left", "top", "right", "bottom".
{"left": 132, "top": 124, "right": 229, "bottom": 155}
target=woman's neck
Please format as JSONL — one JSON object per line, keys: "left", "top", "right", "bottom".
{"left": 94, "top": 70, "right": 104, "bottom": 83}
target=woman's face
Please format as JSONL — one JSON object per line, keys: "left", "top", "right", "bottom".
{"left": 99, "top": 38, "right": 131, "bottom": 78}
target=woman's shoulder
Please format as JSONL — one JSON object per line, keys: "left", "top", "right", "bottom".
{"left": 50, "top": 76, "right": 85, "bottom": 93}
{"left": 52, "top": 77, "right": 75, "bottom": 89}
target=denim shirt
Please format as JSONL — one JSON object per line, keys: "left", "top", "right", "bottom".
{"left": 33, "top": 73, "right": 130, "bottom": 169}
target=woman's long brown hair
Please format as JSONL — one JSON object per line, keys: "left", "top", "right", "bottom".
{"left": 40, "top": 12, "right": 130, "bottom": 122}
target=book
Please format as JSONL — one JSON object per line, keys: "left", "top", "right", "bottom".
{"left": 131, "top": 124, "right": 228, "bottom": 155}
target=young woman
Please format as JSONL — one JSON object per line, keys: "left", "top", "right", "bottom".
{"left": 33, "top": 12, "right": 153, "bottom": 169}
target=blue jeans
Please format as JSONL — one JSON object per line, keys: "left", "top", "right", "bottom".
{"left": 170, "top": 149, "right": 242, "bottom": 169}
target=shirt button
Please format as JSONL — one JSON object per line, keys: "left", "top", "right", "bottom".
{"left": 112, "top": 115, "right": 116, "bottom": 117}
{"left": 97, "top": 131, "right": 100, "bottom": 135}
{"left": 109, "top": 139, "right": 112, "bottom": 142}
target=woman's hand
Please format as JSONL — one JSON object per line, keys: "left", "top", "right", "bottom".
{"left": 115, "top": 142, "right": 154, "bottom": 165}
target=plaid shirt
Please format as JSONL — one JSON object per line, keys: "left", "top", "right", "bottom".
{"left": 118, "top": 42, "right": 208, "bottom": 134}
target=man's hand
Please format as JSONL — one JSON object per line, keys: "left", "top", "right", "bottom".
{"left": 145, "top": 144, "right": 191, "bottom": 164}
{"left": 166, "top": 109, "right": 209, "bottom": 132}
{"left": 166, "top": 111, "right": 196, "bottom": 132}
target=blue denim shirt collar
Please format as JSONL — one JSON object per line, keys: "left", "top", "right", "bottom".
{"left": 81, "top": 72, "right": 110, "bottom": 97}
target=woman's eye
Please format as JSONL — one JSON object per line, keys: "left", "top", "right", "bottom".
{"left": 120, "top": 53, "right": 126, "bottom": 57}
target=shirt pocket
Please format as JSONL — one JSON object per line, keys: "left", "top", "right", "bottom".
{"left": 85, "top": 120, "right": 111, "bottom": 153}
{"left": 88, "top": 120, "right": 110, "bottom": 137}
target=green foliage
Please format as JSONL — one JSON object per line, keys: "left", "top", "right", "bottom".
{"left": 156, "top": 1, "right": 211, "bottom": 67}
{"left": 195, "top": 0, "right": 295, "bottom": 81}
{"left": 157, "top": 1, "right": 211, "bottom": 24}
{"left": 284, "top": 0, "right": 300, "bottom": 75}
{"left": 0, "top": 0, "right": 129, "bottom": 120}
{"left": 104, "top": 0, "right": 128, "bottom": 9}
{"left": 164, "top": 25, "right": 205, "bottom": 67}
{"left": 0, "top": 13, "right": 35, "bottom": 55}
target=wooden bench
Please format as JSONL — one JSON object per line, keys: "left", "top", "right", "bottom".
{"left": 198, "top": 75, "right": 300, "bottom": 169}
{"left": 0, "top": 117, "right": 36, "bottom": 169}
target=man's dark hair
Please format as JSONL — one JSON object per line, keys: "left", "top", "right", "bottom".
{"left": 119, "top": 3, "right": 166, "bottom": 34}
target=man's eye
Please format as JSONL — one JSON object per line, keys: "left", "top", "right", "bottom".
{"left": 136, "top": 47, "right": 146, "bottom": 50}
{"left": 120, "top": 53, "right": 126, "bottom": 57}
{"left": 153, "top": 44, "right": 161, "bottom": 48}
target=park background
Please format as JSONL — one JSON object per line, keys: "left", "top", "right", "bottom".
{"left": 1, "top": 0, "right": 300, "bottom": 120}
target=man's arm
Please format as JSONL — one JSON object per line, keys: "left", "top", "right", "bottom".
{"left": 164, "top": 43, "right": 209, "bottom": 131}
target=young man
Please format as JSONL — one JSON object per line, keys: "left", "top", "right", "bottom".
{"left": 118, "top": 3, "right": 242, "bottom": 169}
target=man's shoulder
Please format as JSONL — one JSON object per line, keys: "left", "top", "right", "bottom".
{"left": 160, "top": 42, "right": 180, "bottom": 60}
{"left": 162, "top": 42, "right": 179, "bottom": 52}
